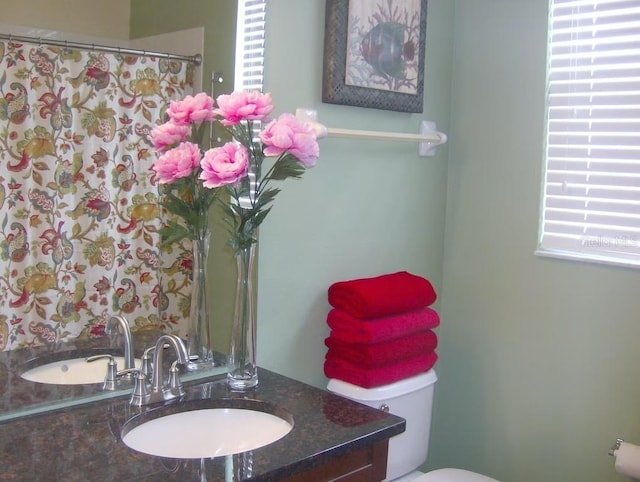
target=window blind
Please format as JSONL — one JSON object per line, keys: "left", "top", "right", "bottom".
{"left": 235, "top": 0, "right": 266, "bottom": 92}
{"left": 538, "top": 0, "right": 640, "bottom": 268}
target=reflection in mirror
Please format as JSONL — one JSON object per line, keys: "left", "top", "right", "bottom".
{"left": 0, "top": 0, "right": 262, "bottom": 420}
{"left": 130, "top": 0, "right": 240, "bottom": 357}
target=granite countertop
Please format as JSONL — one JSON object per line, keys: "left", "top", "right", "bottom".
{"left": 0, "top": 367, "right": 405, "bottom": 481}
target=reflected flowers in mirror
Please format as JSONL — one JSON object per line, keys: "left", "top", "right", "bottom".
{"left": 149, "top": 92, "right": 248, "bottom": 244}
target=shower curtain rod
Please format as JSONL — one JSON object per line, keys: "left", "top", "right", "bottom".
{"left": 0, "top": 33, "right": 202, "bottom": 66}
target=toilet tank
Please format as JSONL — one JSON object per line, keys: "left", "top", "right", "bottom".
{"left": 327, "top": 369, "right": 438, "bottom": 481}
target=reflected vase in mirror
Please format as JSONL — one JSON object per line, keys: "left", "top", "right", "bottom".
{"left": 187, "top": 227, "right": 214, "bottom": 368}
{"left": 228, "top": 242, "right": 258, "bottom": 389}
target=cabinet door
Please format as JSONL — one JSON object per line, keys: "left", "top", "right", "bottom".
{"left": 280, "top": 439, "right": 389, "bottom": 482}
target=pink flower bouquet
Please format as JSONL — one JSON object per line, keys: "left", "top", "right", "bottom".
{"left": 213, "top": 91, "right": 319, "bottom": 251}
{"left": 149, "top": 90, "right": 319, "bottom": 249}
{"left": 149, "top": 92, "right": 248, "bottom": 243}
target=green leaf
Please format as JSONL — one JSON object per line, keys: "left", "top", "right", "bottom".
{"left": 254, "top": 188, "right": 280, "bottom": 211}
{"left": 269, "top": 156, "right": 305, "bottom": 180}
{"left": 161, "top": 192, "right": 193, "bottom": 218}
{"left": 251, "top": 206, "right": 272, "bottom": 228}
{"left": 159, "top": 221, "right": 191, "bottom": 245}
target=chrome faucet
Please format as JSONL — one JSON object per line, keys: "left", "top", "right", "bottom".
{"left": 147, "top": 334, "right": 188, "bottom": 404}
{"left": 105, "top": 315, "right": 135, "bottom": 370}
{"left": 131, "top": 335, "right": 189, "bottom": 405}
{"left": 119, "top": 335, "right": 189, "bottom": 406}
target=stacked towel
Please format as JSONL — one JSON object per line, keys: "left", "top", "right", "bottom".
{"left": 324, "top": 351, "right": 438, "bottom": 388}
{"left": 324, "top": 271, "right": 439, "bottom": 388}
{"left": 325, "top": 329, "right": 438, "bottom": 367}
{"left": 328, "top": 271, "right": 437, "bottom": 319}
{"left": 326, "top": 307, "right": 440, "bottom": 344}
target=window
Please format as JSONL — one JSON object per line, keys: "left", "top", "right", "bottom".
{"left": 537, "top": 0, "right": 640, "bottom": 268}
{"left": 235, "top": 0, "right": 267, "bottom": 92}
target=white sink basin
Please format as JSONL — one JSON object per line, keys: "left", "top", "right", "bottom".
{"left": 21, "top": 356, "right": 139, "bottom": 385}
{"left": 122, "top": 405, "right": 293, "bottom": 459}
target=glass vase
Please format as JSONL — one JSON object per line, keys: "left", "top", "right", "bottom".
{"left": 227, "top": 242, "right": 258, "bottom": 389}
{"left": 187, "top": 228, "right": 214, "bottom": 369}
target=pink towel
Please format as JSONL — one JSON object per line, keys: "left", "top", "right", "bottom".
{"left": 324, "top": 330, "right": 438, "bottom": 367}
{"left": 328, "top": 271, "right": 437, "bottom": 319}
{"left": 324, "top": 351, "right": 438, "bottom": 388}
{"left": 326, "top": 307, "right": 440, "bottom": 344}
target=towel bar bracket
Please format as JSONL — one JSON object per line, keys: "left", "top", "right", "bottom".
{"left": 609, "top": 437, "right": 624, "bottom": 456}
{"left": 419, "top": 120, "right": 447, "bottom": 157}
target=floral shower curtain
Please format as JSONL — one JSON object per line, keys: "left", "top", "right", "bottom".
{"left": 0, "top": 40, "right": 195, "bottom": 351}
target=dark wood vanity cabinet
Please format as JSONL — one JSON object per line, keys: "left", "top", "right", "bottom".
{"left": 281, "top": 439, "right": 389, "bottom": 482}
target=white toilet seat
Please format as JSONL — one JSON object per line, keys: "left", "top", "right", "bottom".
{"left": 414, "top": 468, "right": 500, "bottom": 482}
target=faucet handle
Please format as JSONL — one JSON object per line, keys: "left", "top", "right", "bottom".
{"left": 167, "top": 360, "right": 184, "bottom": 393}
{"left": 86, "top": 354, "right": 118, "bottom": 391}
{"left": 117, "top": 368, "right": 149, "bottom": 407}
{"left": 141, "top": 343, "right": 171, "bottom": 379}
{"left": 140, "top": 346, "right": 156, "bottom": 379}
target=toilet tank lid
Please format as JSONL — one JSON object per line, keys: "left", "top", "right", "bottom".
{"left": 327, "top": 369, "right": 438, "bottom": 401}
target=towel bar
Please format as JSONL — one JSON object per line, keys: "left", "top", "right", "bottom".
{"left": 295, "top": 108, "right": 448, "bottom": 158}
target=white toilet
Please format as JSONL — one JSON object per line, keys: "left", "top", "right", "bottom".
{"left": 327, "top": 369, "right": 499, "bottom": 482}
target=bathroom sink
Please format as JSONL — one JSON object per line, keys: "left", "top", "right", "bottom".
{"left": 21, "top": 356, "right": 140, "bottom": 385}
{"left": 121, "top": 398, "right": 294, "bottom": 459}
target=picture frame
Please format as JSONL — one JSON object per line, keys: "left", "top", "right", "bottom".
{"left": 322, "top": 0, "right": 428, "bottom": 113}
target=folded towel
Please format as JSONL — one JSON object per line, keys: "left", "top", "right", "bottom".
{"left": 324, "top": 329, "right": 438, "bottom": 367}
{"left": 324, "top": 351, "right": 438, "bottom": 388}
{"left": 328, "top": 271, "right": 437, "bottom": 319}
{"left": 327, "top": 307, "right": 440, "bottom": 344}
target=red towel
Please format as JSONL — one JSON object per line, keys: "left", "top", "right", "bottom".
{"left": 324, "top": 330, "right": 438, "bottom": 367}
{"left": 327, "top": 307, "right": 440, "bottom": 344}
{"left": 324, "top": 351, "right": 438, "bottom": 388}
{"left": 328, "top": 271, "right": 437, "bottom": 319}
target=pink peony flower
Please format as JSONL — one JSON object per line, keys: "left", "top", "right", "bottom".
{"left": 166, "top": 92, "right": 214, "bottom": 126}
{"left": 214, "top": 91, "right": 274, "bottom": 126}
{"left": 259, "top": 113, "right": 319, "bottom": 168}
{"left": 149, "top": 122, "right": 190, "bottom": 152}
{"left": 152, "top": 142, "right": 201, "bottom": 184}
{"left": 199, "top": 143, "right": 249, "bottom": 188}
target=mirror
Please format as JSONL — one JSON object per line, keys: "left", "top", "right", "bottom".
{"left": 129, "top": 0, "right": 239, "bottom": 358}
{"left": 0, "top": 0, "right": 246, "bottom": 419}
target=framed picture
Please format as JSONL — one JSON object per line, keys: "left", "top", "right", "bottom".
{"left": 322, "top": 0, "right": 428, "bottom": 113}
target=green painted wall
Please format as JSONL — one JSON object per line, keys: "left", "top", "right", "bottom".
{"left": 6, "top": 0, "right": 639, "bottom": 479}
{"left": 129, "top": 0, "right": 236, "bottom": 96}
{"left": 12, "top": 1, "right": 639, "bottom": 479}
{"left": 134, "top": 1, "right": 640, "bottom": 480}
{"left": 257, "top": 0, "right": 451, "bottom": 387}
{"left": 431, "top": 1, "right": 640, "bottom": 481}
{"left": 3, "top": 0, "right": 130, "bottom": 39}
